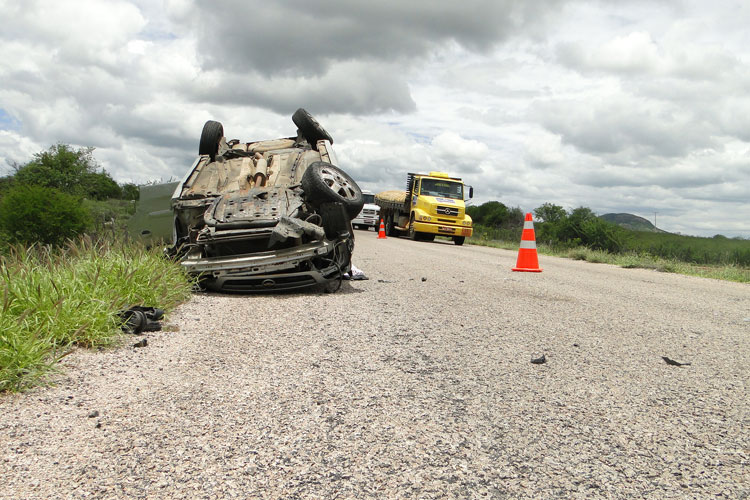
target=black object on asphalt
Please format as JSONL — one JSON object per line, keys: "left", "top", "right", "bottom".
{"left": 133, "top": 338, "right": 148, "bottom": 348}
{"left": 662, "top": 356, "right": 691, "bottom": 367}
{"left": 119, "top": 306, "right": 164, "bottom": 334}
{"left": 531, "top": 354, "right": 547, "bottom": 364}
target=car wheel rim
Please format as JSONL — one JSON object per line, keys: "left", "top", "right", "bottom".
{"left": 320, "top": 167, "right": 357, "bottom": 200}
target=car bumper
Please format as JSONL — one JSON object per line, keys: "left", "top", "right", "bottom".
{"left": 353, "top": 218, "right": 378, "bottom": 227}
{"left": 181, "top": 240, "right": 347, "bottom": 291}
{"left": 413, "top": 221, "right": 473, "bottom": 237}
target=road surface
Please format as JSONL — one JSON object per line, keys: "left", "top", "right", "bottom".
{"left": 1, "top": 232, "right": 748, "bottom": 498}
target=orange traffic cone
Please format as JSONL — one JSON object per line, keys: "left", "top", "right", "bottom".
{"left": 512, "top": 213, "right": 542, "bottom": 272}
{"left": 377, "top": 219, "right": 387, "bottom": 239}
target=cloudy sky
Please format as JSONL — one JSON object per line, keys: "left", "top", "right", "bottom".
{"left": 1, "top": 0, "right": 749, "bottom": 237}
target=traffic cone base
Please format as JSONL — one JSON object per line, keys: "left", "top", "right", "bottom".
{"left": 377, "top": 219, "right": 387, "bottom": 239}
{"left": 512, "top": 213, "right": 542, "bottom": 272}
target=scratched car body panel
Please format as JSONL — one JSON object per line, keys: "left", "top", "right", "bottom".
{"left": 146, "top": 109, "right": 364, "bottom": 292}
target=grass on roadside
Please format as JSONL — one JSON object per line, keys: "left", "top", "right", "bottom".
{"left": 468, "top": 237, "right": 750, "bottom": 283}
{"left": 0, "top": 236, "right": 193, "bottom": 393}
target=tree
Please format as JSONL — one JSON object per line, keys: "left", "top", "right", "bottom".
{"left": 0, "top": 184, "right": 91, "bottom": 246}
{"left": 568, "top": 206, "right": 597, "bottom": 224}
{"left": 120, "top": 183, "right": 140, "bottom": 201}
{"left": 534, "top": 203, "right": 566, "bottom": 224}
{"left": 12, "top": 144, "right": 122, "bottom": 200}
{"left": 14, "top": 144, "right": 93, "bottom": 193}
{"left": 466, "top": 201, "right": 523, "bottom": 228}
{"left": 81, "top": 171, "right": 122, "bottom": 200}
{"left": 506, "top": 207, "right": 525, "bottom": 228}
{"left": 0, "top": 175, "right": 13, "bottom": 195}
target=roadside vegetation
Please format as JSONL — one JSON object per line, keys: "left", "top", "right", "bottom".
{"left": 0, "top": 145, "right": 192, "bottom": 392}
{"left": 0, "top": 144, "right": 139, "bottom": 251}
{"left": 468, "top": 202, "right": 750, "bottom": 283}
{"left": 0, "top": 238, "right": 192, "bottom": 392}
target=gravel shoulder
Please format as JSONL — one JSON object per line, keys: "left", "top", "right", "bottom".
{"left": 1, "top": 232, "right": 748, "bottom": 499}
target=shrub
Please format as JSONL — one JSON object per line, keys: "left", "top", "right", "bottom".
{"left": 0, "top": 184, "right": 91, "bottom": 246}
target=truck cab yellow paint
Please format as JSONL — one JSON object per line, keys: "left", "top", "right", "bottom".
{"left": 374, "top": 172, "right": 473, "bottom": 245}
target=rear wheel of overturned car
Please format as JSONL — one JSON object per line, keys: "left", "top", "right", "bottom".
{"left": 453, "top": 236, "right": 465, "bottom": 246}
{"left": 302, "top": 161, "right": 364, "bottom": 219}
{"left": 199, "top": 120, "right": 224, "bottom": 161}
{"left": 292, "top": 108, "right": 333, "bottom": 147}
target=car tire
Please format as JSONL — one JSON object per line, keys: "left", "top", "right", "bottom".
{"left": 292, "top": 108, "right": 333, "bottom": 146}
{"left": 453, "top": 236, "right": 465, "bottom": 246}
{"left": 199, "top": 120, "right": 223, "bottom": 161}
{"left": 301, "top": 161, "right": 364, "bottom": 219}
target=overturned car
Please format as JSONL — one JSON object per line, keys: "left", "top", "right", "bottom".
{"left": 137, "top": 109, "right": 364, "bottom": 292}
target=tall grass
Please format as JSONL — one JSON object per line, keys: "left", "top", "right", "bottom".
{"left": 625, "top": 231, "right": 750, "bottom": 267}
{"left": 469, "top": 231, "right": 750, "bottom": 284}
{"left": 0, "top": 237, "right": 193, "bottom": 392}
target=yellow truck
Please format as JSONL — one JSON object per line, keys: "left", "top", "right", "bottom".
{"left": 375, "top": 172, "right": 473, "bottom": 245}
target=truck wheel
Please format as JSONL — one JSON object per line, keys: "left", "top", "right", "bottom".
{"left": 453, "top": 236, "right": 465, "bottom": 246}
{"left": 292, "top": 108, "right": 333, "bottom": 146}
{"left": 408, "top": 214, "right": 417, "bottom": 240}
{"left": 424, "top": 234, "right": 435, "bottom": 242}
{"left": 199, "top": 120, "right": 223, "bottom": 162}
{"left": 302, "top": 161, "right": 364, "bottom": 219}
{"left": 385, "top": 216, "right": 394, "bottom": 236}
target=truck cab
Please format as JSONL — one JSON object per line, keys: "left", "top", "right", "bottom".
{"left": 351, "top": 190, "right": 380, "bottom": 230}
{"left": 407, "top": 172, "right": 473, "bottom": 245}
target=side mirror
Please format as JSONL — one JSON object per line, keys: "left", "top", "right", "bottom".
{"left": 468, "top": 186, "right": 474, "bottom": 199}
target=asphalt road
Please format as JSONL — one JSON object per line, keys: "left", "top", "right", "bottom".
{"left": 1, "top": 231, "right": 748, "bottom": 498}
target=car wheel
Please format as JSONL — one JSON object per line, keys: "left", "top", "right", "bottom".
{"left": 199, "top": 120, "right": 223, "bottom": 162}
{"left": 301, "top": 161, "right": 364, "bottom": 219}
{"left": 453, "top": 236, "right": 465, "bottom": 246}
{"left": 292, "top": 108, "right": 333, "bottom": 146}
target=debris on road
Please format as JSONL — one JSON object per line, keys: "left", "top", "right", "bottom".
{"left": 343, "top": 264, "right": 368, "bottom": 280}
{"left": 119, "top": 306, "right": 164, "bottom": 334}
{"left": 662, "top": 356, "right": 691, "bottom": 367}
{"left": 531, "top": 354, "right": 547, "bottom": 364}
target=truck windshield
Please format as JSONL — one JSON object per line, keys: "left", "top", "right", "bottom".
{"left": 420, "top": 179, "right": 463, "bottom": 200}
{"left": 363, "top": 194, "right": 375, "bottom": 204}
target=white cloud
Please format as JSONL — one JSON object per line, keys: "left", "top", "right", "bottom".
{"left": 0, "top": 0, "right": 749, "bottom": 237}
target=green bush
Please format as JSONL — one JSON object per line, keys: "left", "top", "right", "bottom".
{"left": 0, "top": 184, "right": 91, "bottom": 246}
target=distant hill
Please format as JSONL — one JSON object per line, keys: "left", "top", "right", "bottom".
{"left": 599, "top": 213, "right": 665, "bottom": 232}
